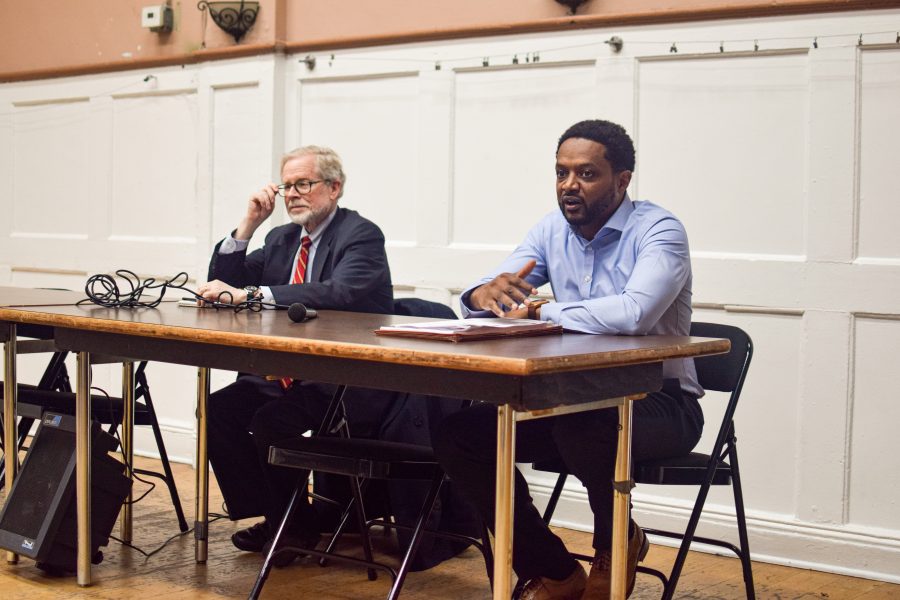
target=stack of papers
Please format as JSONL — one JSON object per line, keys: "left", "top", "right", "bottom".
{"left": 376, "top": 317, "right": 562, "bottom": 342}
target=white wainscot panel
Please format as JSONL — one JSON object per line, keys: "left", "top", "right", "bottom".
{"left": 211, "top": 85, "right": 265, "bottom": 249}
{"left": 136, "top": 361, "right": 198, "bottom": 463}
{"left": 857, "top": 49, "right": 900, "bottom": 261}
{"left": 12, "top": 101, "right": 91, "bottom": 239}
{"left": 849, "top": 318, "right": 900, "bottom": 531}
{"left": 637, "top": 309, "right": 804, "bottom": 518}
{"left": 637, "top": 53, "right": 808, "bottom": 256}
{"left": 14, "top": 352, "right": 63, "bottom": 392}
{"left": 298, "top": 75, "right": 419, "bottom": 243}
{"left": 9, "top": 271, "right": 87, "bottom": 291}
{"left": 110, "top": 93, "right": 199, "bottom": 242}
{"left": 452, "top": 63, "right": 598, "bottom": 246}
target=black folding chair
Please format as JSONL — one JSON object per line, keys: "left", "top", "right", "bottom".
{"left": 0, "top": 327, "right": 71, "bottom": 484}
{"left": 533, "top": 322, "right": 755, "bottom": 599}
{"left": 248, "top": 298, "right": 492, "bottom": 600}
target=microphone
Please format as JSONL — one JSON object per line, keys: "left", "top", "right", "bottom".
{"left": 288, "top": 302, "right": 318, "bottom": 323}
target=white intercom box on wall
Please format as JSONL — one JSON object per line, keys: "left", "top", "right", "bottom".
{"left": 141, "top": 5, "right": 173, "bottom": 32}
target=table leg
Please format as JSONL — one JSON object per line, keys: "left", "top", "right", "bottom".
{"left": 195, "top": 367, "right": 210, "bottom": 563}
{"left": 610, "top": 396, "right": 636, "bottom": 599}
{"left": 119, "top": 361, "right": 135, "bottom": 542}
{"left": 3, "top": 324, "right": 18, "bottom": 565}
{"left": 76, "top": 351, "right": 93, "bottom": 586}
{"left": 493, "top": 404, "right": 516, "bottom": 600}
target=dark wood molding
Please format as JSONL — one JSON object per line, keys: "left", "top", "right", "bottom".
{"left": 2, "top": 1, "right": 897, "bottom": 83}
{"left": 0, "top": 43, "right": 285, "bottom": 84}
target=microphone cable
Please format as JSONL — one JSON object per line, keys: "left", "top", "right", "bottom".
{"left": 81, "top": 269, "right": 285, "bottom": 313}
{"left": 81, "top": 270, "right": 190, "bottom": 308}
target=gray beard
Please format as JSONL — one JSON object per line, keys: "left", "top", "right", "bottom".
{"left": 288, "top": 205, "right": 330, "bottom": 230}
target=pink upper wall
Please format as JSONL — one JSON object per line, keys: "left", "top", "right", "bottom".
{"left": 284, "top": 0, "right": 880, "bottom": 47}
{"left": 2, "top": 0, "right": 281, "bottom": 78}
{"left": 2, "top": 0, "right": 897, "bottom": 80}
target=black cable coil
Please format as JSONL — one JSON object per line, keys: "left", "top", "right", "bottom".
{"left": 81, "top": 269, "right": 271, "bottom": 312}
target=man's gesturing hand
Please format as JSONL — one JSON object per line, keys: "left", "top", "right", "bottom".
{"left": 469, "top": 260, "right": 539, "bottom": 317}
{"left": 236, "top": 184, "right": 279, "bottom": 241}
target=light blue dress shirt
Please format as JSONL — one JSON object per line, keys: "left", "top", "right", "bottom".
{"left": 462, "top": 195, "right": 701, "bottom": 397}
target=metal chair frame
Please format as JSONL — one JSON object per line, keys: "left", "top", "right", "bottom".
{"left": 534, "top": 322, "right": 755, "bottom": 599}
{"left": 249, "top": 298, "right": 493, "bottom": 600}
{"left": 249, "top": 384, "right": 493, "bottom": 600}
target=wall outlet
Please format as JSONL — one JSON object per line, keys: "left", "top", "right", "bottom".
{"left": 141, "top": 5, "right": 173, "bottom": 33}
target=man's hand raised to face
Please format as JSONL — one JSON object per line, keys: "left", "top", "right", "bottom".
{"left": 236, "top": 183, "right": 279, "bottom": 241}
{"left": 469, "top": 260, "right": 539, "bottom": 318}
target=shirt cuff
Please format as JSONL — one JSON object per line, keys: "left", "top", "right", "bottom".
{"left": 259, "top": 286, "right": 273, "bottom": 304}
{"left": 218, "top": 235, "right": 249, "bottom": 255}
{"left": 538, "top": 302, "right": 560, "bottom": 323}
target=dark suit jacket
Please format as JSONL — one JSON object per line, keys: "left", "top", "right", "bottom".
{"left": 207, "top": 207, "right": 393, "bottom": 314}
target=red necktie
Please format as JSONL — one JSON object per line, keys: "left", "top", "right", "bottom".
{"left": 291, "top": 236, "right": 312, "bottom": 284}
{"left": 280, "top": 236, "right": 313, "bottom": 390}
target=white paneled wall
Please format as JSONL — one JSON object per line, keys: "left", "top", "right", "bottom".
{"left": 859, "top": 49, "right": 900, "bottom": 261}
{"left": 2, "top": 8, "right": 900, "bottom": 582}
{"left": 851, "top": 318, "right": 900, "bottom": 532}
{"left": 452, "top": 62, "right": 599, "bottom": 243}
{"left": 638, "top": 52, "right": 809, "bottom": 257}
{"left": 299, "top": 74, "right": 421, "bottom": 243}
{"left": 210, "top": 82, "right": 270, "bottom": 260}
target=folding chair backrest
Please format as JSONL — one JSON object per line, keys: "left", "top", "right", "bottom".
{"left": 393, "top": 298, "right": 457, "bottom": 320}
{"left": 690, "top": 322, "right": 752, "bottom": 395}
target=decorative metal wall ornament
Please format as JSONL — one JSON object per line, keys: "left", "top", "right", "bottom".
{"left": 555, "top": 0, "right": 587, "bottom": 15}
{"left": 197, "top": 1, "right": 260, "bottom": 43}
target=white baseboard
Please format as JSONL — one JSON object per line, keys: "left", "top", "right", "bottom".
{"left": 529, "top": 478, "right": 900, "bottom": 585}
{"left": 132, "top": 421, "right": 195, "bottom": 466}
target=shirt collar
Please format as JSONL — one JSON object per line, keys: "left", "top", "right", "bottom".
{"left": 302, "top": 206, "right": 337, "bottom": 245}
{"left": 568, "top": 193, "right": 634, "bottom": 244}
{"left": 601, "top": 193, "right": 634, "bottom": 234}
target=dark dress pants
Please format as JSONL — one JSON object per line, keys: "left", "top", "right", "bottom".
{"left": 433, "top": 379, "right": 703, "bottom": 581}
{"left": 207, "top": 375, "right": 393, "bottom": 531}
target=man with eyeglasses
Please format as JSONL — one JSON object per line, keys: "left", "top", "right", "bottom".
{"left": 200, "top": 145, "right": 394, "bottom": 563}
{"left": 200, "top": 145, "right": 391, "bottom": 312}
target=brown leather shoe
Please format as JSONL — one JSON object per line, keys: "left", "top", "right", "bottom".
{"left": 519, "top": 563, "right": 587, "bottom": 600}
{"left": 582, "top": 523, "right": 649, "bottom": 599}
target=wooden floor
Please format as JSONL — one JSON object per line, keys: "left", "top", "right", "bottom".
{"left": 1, "top": 456, "right": 898, "bottom": 600}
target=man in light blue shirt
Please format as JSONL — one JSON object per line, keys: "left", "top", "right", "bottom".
{"left": 435, "top": 120, "right": 704, "bottom": 600}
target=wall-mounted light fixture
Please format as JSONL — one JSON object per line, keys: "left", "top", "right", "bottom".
{"left": 555, "top": 0, "right": 587, "bottom": 15}
{"left": 197, "top": 1, "right": 260, "bottom": 43}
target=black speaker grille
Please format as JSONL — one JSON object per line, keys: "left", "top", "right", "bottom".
{"left": 0, "top": 425, "right": 72, "bottom": 540}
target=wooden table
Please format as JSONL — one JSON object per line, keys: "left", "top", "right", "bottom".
{"left": 0, "top": 294, "right": 729, "bottom": 599}
{"left": 0, "top": 287, "right": 86, "bottom": 308}
{"left": 0, "top": 287, "right": 175, "bottom": 548}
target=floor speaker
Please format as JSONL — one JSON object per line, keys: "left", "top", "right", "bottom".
{"left": 0, "top": 412, "right": 131, "bottom": 571}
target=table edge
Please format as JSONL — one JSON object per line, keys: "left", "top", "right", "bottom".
{"left": 0, "top": 307, "right": 730, "bottom": 376}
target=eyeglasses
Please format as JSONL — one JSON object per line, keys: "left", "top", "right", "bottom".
{"left": 276, "top": 180, "right": 327, "bottom": 196}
